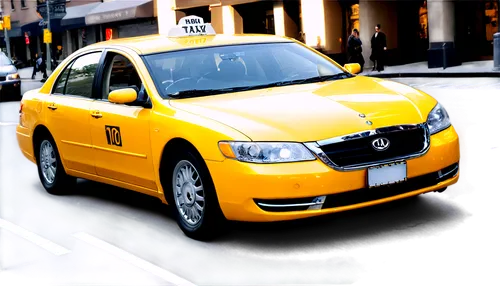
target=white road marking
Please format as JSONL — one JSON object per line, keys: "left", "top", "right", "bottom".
{"left": 408, "top": 81, "right": 500, "bottom": 90}
{"left": 460, "top": 81, "right": 494, "bottom": 89}
{"left": 466, "top": 82, "right": 500, "bottom": 90}
{"left": 0, "top": 122, "right": 17, "bottom": 126}
{"left": 73, "top": 232, "right": 197, "bottom": 286}
{"left": 425, "top": 83, "right": 457, "bottom": 88}
{"left": 410, "top": 80, "right": 443, "bottom": 87}
{"left": 0, "top": 218, "right": 71, "bottom": 256}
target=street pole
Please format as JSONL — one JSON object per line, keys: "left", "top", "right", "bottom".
{"left": 4, "top": 27, "right": 10, "bottom": 59}
{"left": 494, "top": 0, "right": 500, "bottom": 71}
{"left": 46, "top": 0, "right": 51, "bottom": 73}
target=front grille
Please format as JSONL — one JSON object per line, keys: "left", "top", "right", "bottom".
{"left": 0, "top": 76, "right": 6, "bottom": 81}
{"left": 319, "top": 124, "right": 428, "bottom": 168}
{"left": 254, "top": 163, "right": 458, "bottom": 212}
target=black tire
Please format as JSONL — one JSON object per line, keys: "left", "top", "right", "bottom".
{"left": 166, "top": 148, "right": 225, "bottom": 241}
{"left": 36, "top": 135, "right": 76, "bottom": 195}
{"left": 17, "top": 85, "right": 22, "bottom": 101}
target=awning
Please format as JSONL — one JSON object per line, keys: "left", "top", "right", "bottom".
{"left": 22, "top": 18, "right": 64, "bottom": 37}
{"left": 85, "top": 0, "right": 154, "bottom": 26}
{"left": 61, "top": 2, "right": 101, "bottom": 30}
{"left": 175, "top": 0, "right": 220, "bottom": 10}
{"left": 1, "top": 26, "right": 23, "bottom": 38}
{"left": 220, "top": 0, "right": 264, "bottom": 6}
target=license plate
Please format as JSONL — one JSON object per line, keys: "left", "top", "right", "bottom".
{"left": 368, "top": 161, "right": 407, "bottom": 188}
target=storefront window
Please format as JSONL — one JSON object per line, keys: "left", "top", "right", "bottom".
{"left": 265, "top": 10, "right": 275, "bottom": 34}
{"left": 419, "top": 1, "right": 428, "bottom": 39}
{"left": 350, "top": 4, "right": 359, "bottom": 32}
{"left": 485, "top": 1, "right": 498, "bottom": 42}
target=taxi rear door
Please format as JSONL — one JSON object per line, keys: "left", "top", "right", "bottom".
{"left": 88, "top": 49, "right": 157, "bottom": 192}
{"left": 44, "top": 51, "right": 103, "bottom": 175}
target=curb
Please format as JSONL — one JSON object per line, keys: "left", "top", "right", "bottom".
{"left": 362, "top": 72, "right": 500, "bottom": 78}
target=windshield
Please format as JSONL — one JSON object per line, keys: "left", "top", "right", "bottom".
{"left": 0, "top": 53, "right": 12, "bottom": 66}
{"left": 144, "top": 42, "right": 348, "bottom": 99}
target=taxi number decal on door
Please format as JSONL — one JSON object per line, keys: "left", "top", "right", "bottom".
{"left": 105, "top": 126, "right": 122, "bottom": 147}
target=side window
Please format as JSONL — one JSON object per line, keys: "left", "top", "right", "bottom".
{"left": 102, "top": 54, "right": 143, "bottom": 100}
{"left": 53, "top": 62, "right": 73, "bottom": 95}
{"left": 64, "top": 52, "right": 102, "bottom": 98}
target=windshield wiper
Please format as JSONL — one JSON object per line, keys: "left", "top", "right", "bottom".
{"left": 168, "top": 88, "right": 237, "bottom": 98}
{"left": 237, "top": 72, "right": 354, "bottom": 92}
{"left": 168, "top": 73, "right": 353, "bottom": 98}
{"left": 293, "top": 72, "right": 354, "bottom": 84}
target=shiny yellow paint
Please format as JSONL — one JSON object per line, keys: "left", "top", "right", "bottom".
{"left": 108, "top": 88, "right": 138, "bottom": 104}
{"left": 16, "top": 33, "right": 460, "bottom": 223}
{"left": 344, "top": 63, "right": 361, "bottom": 74}
{"left": 207, "top": 126, "right": 459, "bottom": 221}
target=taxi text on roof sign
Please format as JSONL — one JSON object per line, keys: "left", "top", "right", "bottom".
{"left": 168, "top": 16, "right": 216, "bottom": 37}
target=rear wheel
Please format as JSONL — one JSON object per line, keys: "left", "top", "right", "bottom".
{"left": 168, "top": 149, "right": 225, "bottom": 241}
{"left": 36, "top": 136, "right": 76, "bottom": 195}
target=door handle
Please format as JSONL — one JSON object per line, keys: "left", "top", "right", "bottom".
{"left": 91, "top": 111, "right": 103, "bottom": 119}
{"left": 47, "top": 104, "right": 57, "bottom": 110}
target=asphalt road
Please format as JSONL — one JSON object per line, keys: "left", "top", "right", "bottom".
{"left": 1, "top": 77, "right": 500, "bottom": 286}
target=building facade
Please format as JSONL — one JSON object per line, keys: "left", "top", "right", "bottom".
{"left": 1, "top": 0, "right": 498, "bottom": 69}
{"left": 168, "top": 0, "right": 498, "bottom": 68}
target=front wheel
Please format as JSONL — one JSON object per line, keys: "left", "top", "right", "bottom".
{"left": 169, "top": 150, "right": 225, "bottom": 241}
{"left": 36, "top": 136, "right": 76, "bottom": 195}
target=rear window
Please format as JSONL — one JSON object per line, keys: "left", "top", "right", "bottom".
{"left": 144, "top": 42, "right": 345, "bottom": 99}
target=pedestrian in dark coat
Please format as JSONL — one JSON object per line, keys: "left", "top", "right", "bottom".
{"left": 31, "top": 53, "right": 39, "bottom": 79}
{"left": 347, "top": 29, "right": 365, "bottom": 72}
{"left": 370, "top": 24, "right": 387, "bottom": 72}
{"left": 38, "top": 52, "right": 48, "bottom": 80}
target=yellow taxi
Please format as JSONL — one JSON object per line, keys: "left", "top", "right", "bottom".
{"left": 16, "top": 16, "right": 459, "bottom": 240}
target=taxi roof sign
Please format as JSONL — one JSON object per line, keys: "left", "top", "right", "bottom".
{"left": 168, "top": 16, "right": 216, "bottom": 37}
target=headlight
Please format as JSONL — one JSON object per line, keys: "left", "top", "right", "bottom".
{"left": 7, "top": 73, "right": 19, "bottom": 80}
{"left": 218, "top": 141, "right": 316, "bottom": 163}
{"left": 427, "top": 103, "right": 451, "bottom": 135}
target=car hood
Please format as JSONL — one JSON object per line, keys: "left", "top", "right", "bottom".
{"left": 0, "top": 65, "right": 17, "bottom": 76}
{"left": 168, "top": 76, "right": 437, "bottom": 142}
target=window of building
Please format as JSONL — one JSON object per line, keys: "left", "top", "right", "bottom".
{"left": 21, "top": 0, "right": 26, "bottom": 8}
{"left": 54, "top": 52, "right": 102, "bottom": 98}
{"left": 419, "top": 1, "right": 428, "bottom": 39}
{"left": 485, "top": 1, "right": 498, "bottom": 42}
{"left": 11, "top": 0, "right": 15, "bottom": 10}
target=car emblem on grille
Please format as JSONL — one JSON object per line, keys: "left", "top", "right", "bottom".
{"left": 372, "top": 137, "right": 390, "bottom": 151}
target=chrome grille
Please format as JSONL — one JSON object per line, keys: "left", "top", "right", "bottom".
{"left": 306, "top": 124, "right": 430, "bottom": 171}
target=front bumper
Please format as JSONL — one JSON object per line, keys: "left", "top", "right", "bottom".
{"left": 207, "top": 125, "right": 460, "bottom": 222}
{"left": 0, "top": 80, "right": 21, "bottom": 100}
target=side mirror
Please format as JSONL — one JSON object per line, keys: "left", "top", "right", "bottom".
{"left": 344, "top": 63, "right": 361, "bottom": 74}
{"left": 108, "top": 88, "right": 138, "bottom": 104}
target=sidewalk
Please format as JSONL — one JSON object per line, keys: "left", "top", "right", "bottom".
{"left": 19, "top": 60, "right": 500, "bottom": 80}
{"left": 360, "top": 60, "right": 500, "bottom": 78}
{"left": 18, "top": 67, "right": 53, "bottom": 81}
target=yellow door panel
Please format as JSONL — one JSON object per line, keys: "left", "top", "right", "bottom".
{"left": 44, "top": 96, "right": 96, "bottom": 174}
{"left": 89, "top": 101, "right": 157, "bottom": 190}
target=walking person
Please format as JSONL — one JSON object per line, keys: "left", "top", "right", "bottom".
{"left": 347, "top": 29, "right": 365, "bottom": 72}
{"left": 31, "top": 53, "right": 39, "bottom": 80}
{"left": 370, "top": 24, "right": 387, "bottom": 72}
{"left": 37, "top": 52, "right": 48, "bottom": 81}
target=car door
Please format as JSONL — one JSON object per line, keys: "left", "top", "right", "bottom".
{"left": 89, "top": 50, "right": 157, "bottom": 191}
{"left": 44, "top": 51, "right": 103, "bottom": 175}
